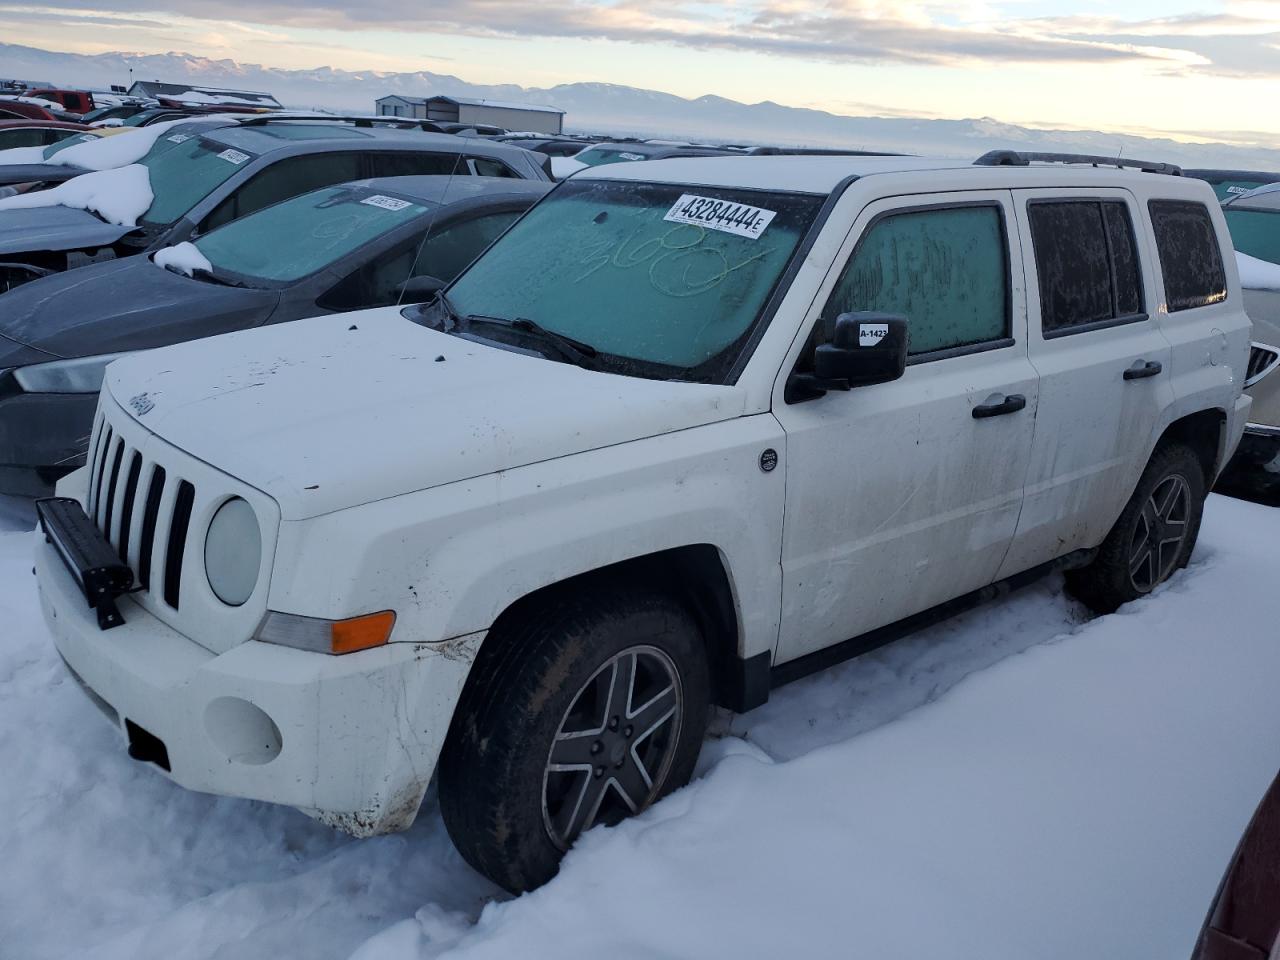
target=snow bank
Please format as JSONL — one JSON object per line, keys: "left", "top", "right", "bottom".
{"left": 360, "top": 496, "right": 1280, "bottom": 960}
{"left": 0, "top": 144, "right": 46, "bottom": 165}
{"left": 0, "top": 163, "right": 153, "bottom": 226}
{"left": 2, "top": 495, "right": 1279, "bottom": 960}
{"left": 1238, "top": 251, "right": 1280, "bottom": 291}
{"left": 153, "top": 241, "right": 212, "bottom": 277}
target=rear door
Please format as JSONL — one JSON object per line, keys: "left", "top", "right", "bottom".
{"left": 773, "top": 191, "right": 1039, "bottom": 664}
{"left": 998, "top": 190, "right": 1174, "bottom": 577}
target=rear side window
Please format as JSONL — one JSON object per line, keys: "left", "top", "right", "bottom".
{"left": 825, "top": 205, "right": 1009, "bottom": 357}
{"left": 470, "top": 157, "right": 519, "bottom": 178}
{"left": 367, "top": 152, "right": 468, "bottom": 178}
{"left": 203, "top": 152, "right": 363, "bottom": 231}
{"left": 1148, "top": 200, "right": 1227, "bottom": 312}
{"left": 1028, "top": 200, "right": 1144, "bottom": 335}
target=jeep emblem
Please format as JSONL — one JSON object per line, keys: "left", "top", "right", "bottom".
{"left": 128, "top": 393, "right": 155, "bottom": 417}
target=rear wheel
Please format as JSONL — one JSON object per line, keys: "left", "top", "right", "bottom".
{"left": 1066, "top": 443, "right": 1206, "bottom": 614}
{"left": 438, "top": 588, "right": 710, "bottom": 893}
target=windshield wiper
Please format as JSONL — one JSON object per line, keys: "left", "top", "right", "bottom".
{"left": 460, "top": 314, "right": 602, "bottom": 370}
{"left": 177, "top": 265, "right": 246, "bottom": 288}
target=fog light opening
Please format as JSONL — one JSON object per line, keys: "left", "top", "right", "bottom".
{"left": 204, "top": 697, "right": 283, "bottom": 766}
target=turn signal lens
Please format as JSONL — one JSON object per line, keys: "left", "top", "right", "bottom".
{"left": 254, "top": 610, "right": 397, "bottom": 655}
{"left": 331, "top": 611, "right": 397, "bottom": 654}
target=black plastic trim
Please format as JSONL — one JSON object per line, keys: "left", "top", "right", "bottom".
{"left": 1042, "top": 312, "right": 1150, "bottom": 340}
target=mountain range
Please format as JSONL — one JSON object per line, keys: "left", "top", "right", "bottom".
{"left": 3, "top": 42, "right": 1277, "bottom": 170}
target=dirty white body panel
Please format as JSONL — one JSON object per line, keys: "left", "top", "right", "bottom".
{"left": 39, "top": 157, "right": 1251, "bottom": 834}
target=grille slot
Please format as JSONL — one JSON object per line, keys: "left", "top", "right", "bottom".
{"left": 117, "top": 452, "right": 143, "bottom": 565}
{"left": 137, "top": 465, "right": 166, "bottom": 592}
{"left": 91, "top": 426, "right": 113, "bottom": 524}
{"left": 163, "top": 481, "right": 196, "bottom": 610}
{"left": 101, "top": 438, "right": 125, "bottom": 543}
{"left": 1246, "top": 344, "right": 1280, "bottom": 388}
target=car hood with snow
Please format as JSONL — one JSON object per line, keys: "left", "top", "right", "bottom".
{"left": 0, "top": 253, "right": 280, "bottom": 360}
{"left": 103, "top": 309, "right": 746, "bottom": 519}
{"left": 0, "top": 205, "right": 134, "bottom": 255}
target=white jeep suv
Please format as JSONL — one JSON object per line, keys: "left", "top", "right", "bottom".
{"left": 35, "top": 151, "right": 1252, "bottom": 893}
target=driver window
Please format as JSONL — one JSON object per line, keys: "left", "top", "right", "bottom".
{"left": 822, "top": 205, "right": 1010, "bottom": 357}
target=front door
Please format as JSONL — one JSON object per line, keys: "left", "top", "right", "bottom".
{"left": 773, "top": 191, "right": 1039, "bottom": 665}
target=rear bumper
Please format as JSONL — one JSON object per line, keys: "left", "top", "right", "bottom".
{"left": 36, "top": 530, "right": 482, "bottom": 836}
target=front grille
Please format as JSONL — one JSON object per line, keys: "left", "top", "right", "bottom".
{"left": 1246, "top": 343, "right": 1280, "bottom": 388}
{"left": 84, "top": 413, "right": 196, "bottom": 612}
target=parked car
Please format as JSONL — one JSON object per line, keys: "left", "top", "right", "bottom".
{"left": 1190, "top": 770, "right": 1280, "bottom": 959}
{"left": 0, "top": 119, "right": 95, "bottom": 151}
{"left": 0, "top": 117, "right": 550, "bottom": 291}
{"left": 499, "top": 136, "right": 593, "bottom": 157}
{"left": 1215, "top": 185, "right": 1280, "bottom": 498}
{"left": 0, "top": 98, "right": 61, "bottom": 121}
{"left": 552, "top": 140, "right": 739, "bottom": 177}
{"left": 26, "top": 89, "right": 94, "bottom": 115}
{"left": 0, "top": 176, "right": 550, "bottom": 494}
{"left": 35, "top": 152, "right": 1249, "bottom": 895}
{"left": 81, "top": 104, "right": 150, "bottom": 126}
{"left": 1186, "top": 168, "right": 1280, "bottom": 202}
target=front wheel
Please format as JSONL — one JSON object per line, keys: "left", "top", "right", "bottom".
{"left": 438, "top": 589, "right": 710, "bottom": 893}
{"left": 1066, "top": 443, "right": 1207, "bottom": 614}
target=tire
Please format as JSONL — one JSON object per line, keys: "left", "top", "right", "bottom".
{"left": 1066, "top": 442, "right": 1207, "bottom": 615}
{"left": 438, "top": 587, "right": 711, "bottom": 893}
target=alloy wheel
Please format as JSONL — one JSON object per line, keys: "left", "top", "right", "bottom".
{"left": 1129, "top": 473, "right": 1191, "bottom": 593}
{"left": 542, "top": 645, "right": 683, "bottom": 850}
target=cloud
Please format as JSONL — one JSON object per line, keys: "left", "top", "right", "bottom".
{"left": 2, "top": 0, "right": 1277, "bottom": 76}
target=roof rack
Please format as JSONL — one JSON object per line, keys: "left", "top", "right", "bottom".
{"left": 974, "top": 150, "right": 1182, "bottom": 177}
{"left": 233, "top": 114, "right": 450, "bottom": 133}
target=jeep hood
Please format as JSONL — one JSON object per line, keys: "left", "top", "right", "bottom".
{"left": 104, "top": 310, "right": 746, "bottom": 519}
{"left": 0, "top": 205, "right": 133, "bottom": 255}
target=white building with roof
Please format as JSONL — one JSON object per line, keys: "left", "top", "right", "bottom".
{"left": 375, "top": 95, "right": 564, "bottom": 135}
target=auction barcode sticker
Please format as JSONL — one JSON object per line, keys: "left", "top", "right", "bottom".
{"left": 360, "top": 195, "right": 413, "bottom": 212}
{"left": 217, "top": 149, "right": 250, "bottom": 165}
{"left": 663, "top": 194, "right": 776, "bottom": 239}
{"left": 166, "top": 133, "right": 192, "bottom": 144}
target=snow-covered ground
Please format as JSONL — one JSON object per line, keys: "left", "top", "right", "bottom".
{"left": 3, "top": 492, "right": 1278, "bottom": 959}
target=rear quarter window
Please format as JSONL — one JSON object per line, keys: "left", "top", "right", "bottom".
{"left": 1148, "top": 199, "right": 1227, "bottom": 312}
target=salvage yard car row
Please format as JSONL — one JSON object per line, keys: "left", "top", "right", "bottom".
{"left": 0, "top": 112, "right": 1277, "bottom": 899}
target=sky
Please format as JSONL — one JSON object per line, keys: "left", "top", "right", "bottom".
{"left": 3, "top": 0, "right": 1280, "bottom": 144}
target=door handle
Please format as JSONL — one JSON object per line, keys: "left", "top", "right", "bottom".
{"left": 972, "top": 394, "right": 1027, "bottom": 419}
{"left": 1123, "top": 360, "right": 1163, "bottom": 381}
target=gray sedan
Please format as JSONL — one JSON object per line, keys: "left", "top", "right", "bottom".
{"left": 0, "top": 175, "right": 551, "bottom": 494}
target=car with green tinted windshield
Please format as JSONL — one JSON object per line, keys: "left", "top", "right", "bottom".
{"left": 0, "top": 174, "right": 549, "bottom": 494}
{"left": 0, "top": 116, "right": 551, "bottom": 292}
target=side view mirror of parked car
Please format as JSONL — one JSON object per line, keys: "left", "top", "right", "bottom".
{"left": 813, "top": 311, "right": 909, "bottom": 390}
{"left": 399, "top": 274, "right": 447, "bottom": 302}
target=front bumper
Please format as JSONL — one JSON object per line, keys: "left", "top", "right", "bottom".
{"left": 36, "top": 531, "right": 482, "bottom": 836}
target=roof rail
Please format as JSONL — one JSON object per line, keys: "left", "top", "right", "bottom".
{"left": 233, "top": 114, "right": 448, "bottom": 133}
{"left": 974, "top": 150, "right": 1182, "bottom": 177}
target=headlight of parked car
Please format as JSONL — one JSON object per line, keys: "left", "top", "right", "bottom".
{"left": 13, "top": 353, "right": 132, "bottom": 393}
{"left": 205, "top": 497, "right": 262, "bottom": 606}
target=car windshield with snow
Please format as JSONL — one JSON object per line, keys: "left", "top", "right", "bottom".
{"left": 430, "top": 179, "right": 821, "bottom": 380}
{"left": 0, "top": 175, "right": 549, "bottom": 496}
{"left": 32, "top": 153, "right": 1252, "bottom": 898}
{"left": 0, "top": 118, "right": 551, "bottom": 293}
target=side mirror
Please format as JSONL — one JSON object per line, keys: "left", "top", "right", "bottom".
{"left": 794, "top": 312, "right": 908, "bottom": 398}
{"left": 399, "top": 274, "right": 446, "bottom": 302}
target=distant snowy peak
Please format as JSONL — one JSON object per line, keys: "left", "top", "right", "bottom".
{"left": 2, "top": 41, "right": 1279, "bottom": 168}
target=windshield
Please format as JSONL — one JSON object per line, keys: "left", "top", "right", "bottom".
{"left": 194, "top": 185, "right": 429, "bottom": 283}
{"left": 444, "top": 179, "right": 823, "bottom": 381}
{"left": 138, "top": 135, "right": 251, "bottom": 229}
{"left": 1225, "top": 208, "right": 1280, "bottom": 265}
{"left": 573, "top": 147, "right": 652, "bottom": 167}
{"left": 41, "top": 133, "right": 98, "bottom": 160}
